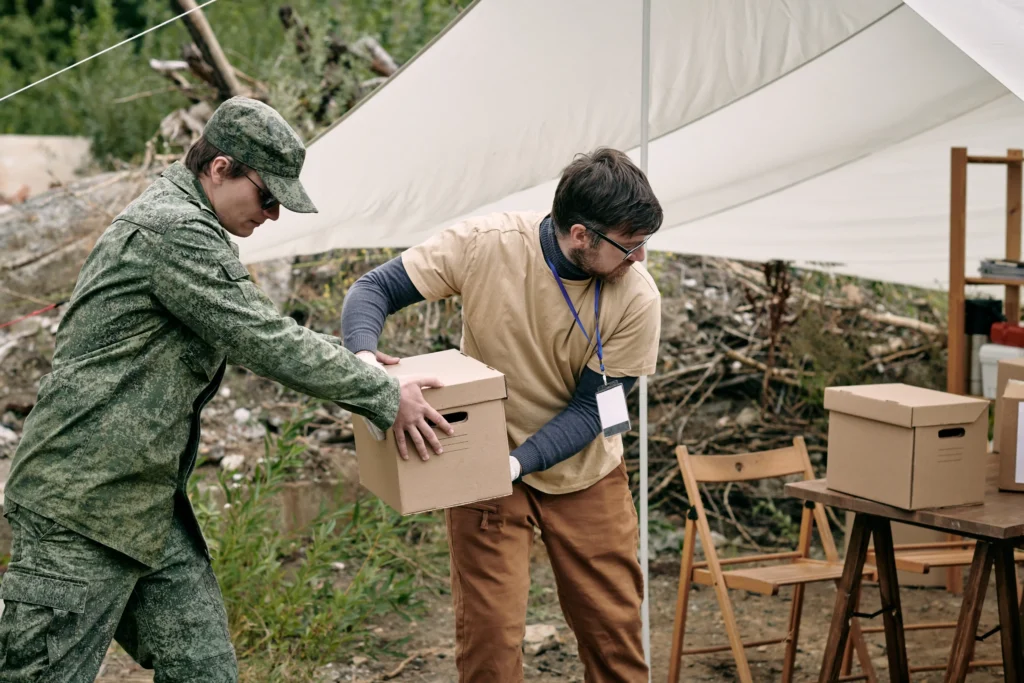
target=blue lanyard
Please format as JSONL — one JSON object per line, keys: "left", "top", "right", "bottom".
{"left": 546, "top": 260, "right": 605, "bottom": 380}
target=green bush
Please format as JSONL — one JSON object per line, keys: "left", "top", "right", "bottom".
{"left": 0, "top": 0, "right": 472, "bottom": 164}
{"left": 190, "top": 410, "right": 448, "bottom": 681}
{"left": 0, "top": 0, "right": 190, "bottom": 163}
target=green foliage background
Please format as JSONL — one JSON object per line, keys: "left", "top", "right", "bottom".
{"left": 0, "top": 0, "right": 471, "bottom": 164}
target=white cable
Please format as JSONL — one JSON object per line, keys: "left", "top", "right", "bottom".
{"left": 0, "top": 0, "right": 220, "bottom": 105}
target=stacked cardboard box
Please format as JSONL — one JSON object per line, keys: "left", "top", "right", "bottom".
{"left": 994, "top": 357, "right": 1024, "bottom": 453}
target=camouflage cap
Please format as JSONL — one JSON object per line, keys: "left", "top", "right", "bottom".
{"left": 203, "top": 97, "right": 317, "bottom": 214}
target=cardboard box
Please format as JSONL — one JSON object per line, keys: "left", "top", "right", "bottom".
{"left": 998, "top": 380, "right": 1024, "bottom": 492}
{"left": 352, "top": 349, "right": 511, "bottom": 514}
{"left": 993, "top": 357, "right": 1024, "bottom": 452}
{"left": 825, "top": 383, "right": 989, "bottom": 510}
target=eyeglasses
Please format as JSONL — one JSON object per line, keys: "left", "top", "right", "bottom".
{"left": 245, "top": 175, "right": 280, "bottom": 211}
{"left": 585, "top": 226, "right": 653, "bottom": 261}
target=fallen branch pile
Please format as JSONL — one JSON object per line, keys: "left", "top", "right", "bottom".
{"left": 281, "top": 248, "right": 948, "bottom": 548}
{"left": 142, "top": 2, "right": 403, "bottom": 154}
{"left": 623, "top": 254, "right": 947, "bottom": 547}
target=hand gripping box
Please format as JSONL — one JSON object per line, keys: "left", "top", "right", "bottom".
{"left": 825, "top": 383, "right": 989, "bottom": 510}
{"left": 352, "top": 349, "right": 511, "bottom": 514}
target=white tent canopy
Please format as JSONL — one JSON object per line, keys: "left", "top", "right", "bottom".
{"left": 240, "top": 0, "right": 1024, "bottom": 292}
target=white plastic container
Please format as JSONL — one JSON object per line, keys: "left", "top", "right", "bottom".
{"left": 970, "top": 334, "right": 987, "bottom": 396}
{"left": 979, "top": 343, "right": 1024, "bottom": 398}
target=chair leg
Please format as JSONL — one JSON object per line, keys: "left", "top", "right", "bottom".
{"left": 711, "top": 581, "right": 754, "bottom": 683}
{"left": 667, "top": 518, "right": 697, "bottom": 683}
{"left": 782, "top": 583, "right": 806, "bottom": 683}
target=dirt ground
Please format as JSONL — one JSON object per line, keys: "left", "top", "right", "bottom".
{"left": 97, "top": 543, "right": 1011, "bottom": 683}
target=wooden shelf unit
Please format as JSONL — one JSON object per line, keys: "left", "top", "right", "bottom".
{"left": 964, "top": 276, "right": 1024, "bottom": 288}
{"left": 944, "top": 148, "right": 1023, "bottom": 597}
{"left": 947, "top": 147, "right": 1023, "bottom": 396}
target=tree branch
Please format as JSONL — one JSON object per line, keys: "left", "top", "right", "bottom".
{"left": 172, "top": 0, "right": 243, "bottom": 101}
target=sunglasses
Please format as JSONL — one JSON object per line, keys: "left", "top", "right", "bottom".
{"left": 585, "top": 226, "right": 653, "bottom": 261}
{"left": 245, "top": 174, "right": 280, "bottom": 211}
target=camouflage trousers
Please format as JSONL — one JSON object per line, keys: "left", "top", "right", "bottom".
{"left": 0, "top": 501, "right": 237, "bottom": 682}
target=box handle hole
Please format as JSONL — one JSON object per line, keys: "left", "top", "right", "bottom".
{"left": 938, "top": 427, "right": 966, "bottom": 439}
{"left": 429, "top": 411, "right": 468, "bottom": 428}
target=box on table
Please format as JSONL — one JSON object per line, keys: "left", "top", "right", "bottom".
{"left": 824, "top": 383, "right": 988, "bottom": 510}
{"left": 352, "top": 349, "right": 511, "bottom": 514}
{"left": 997, "top": 380, "right": 1024, "bottom": 492}
{"left": 993, "top": 357, "right": 1024, "bottom": 452}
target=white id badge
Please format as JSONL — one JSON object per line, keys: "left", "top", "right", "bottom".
{"left": 596, "top": 380, "right": 631, "bottom": 437}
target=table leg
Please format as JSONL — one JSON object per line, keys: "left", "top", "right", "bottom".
{"left": 1019, "top": 564, "right": 1024, "bottom": 635}
{"left": 820, "top": 513, "right": 871, "bottom": 683}
{"left": 869, "top": 517, "right": 910, "bottom": 683}
{"left": 993, "top": 542, "right": 1024, "bottom": 682}
{"left": 944, "top": 541, "right": 994, "bottom": 683}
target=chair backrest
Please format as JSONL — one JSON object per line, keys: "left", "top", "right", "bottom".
{"left": 685, "top": 446, "right": 808, "bottom": 484}
{"left": 675, "top": 437, "right": 839, "bottom": 565}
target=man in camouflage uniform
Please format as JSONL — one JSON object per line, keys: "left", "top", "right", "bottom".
{"left": 0, "top": 97, "right": 451, "bottom": 682}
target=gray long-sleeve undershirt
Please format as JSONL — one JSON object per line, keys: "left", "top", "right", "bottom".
{"left": 340, "top": 216, "right": 637, "bottom": 478}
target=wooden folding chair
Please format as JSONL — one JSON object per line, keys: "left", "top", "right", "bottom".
{"left": 667, "top": 437, "right": 877, "bottom": 683}
{"left": 837, "top": 538, "right": 1024, "bottom": 676}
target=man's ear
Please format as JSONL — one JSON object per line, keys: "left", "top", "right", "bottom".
{"left": 568, "top": 223, "right": 589, "bottom": 249}
{"left": 207, "top": 156, "right": 230, "bottom": 184}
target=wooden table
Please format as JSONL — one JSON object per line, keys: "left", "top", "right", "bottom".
{"left": 784, "top": 478, "right": 1024, "bottom": 683}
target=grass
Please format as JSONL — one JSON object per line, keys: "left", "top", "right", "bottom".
{"left": 189, "top": 410, "right": 448, "bottom": 682}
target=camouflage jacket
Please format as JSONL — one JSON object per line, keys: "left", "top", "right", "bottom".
{"left": 5, "top": 162, "right": 400, "bottom": 567}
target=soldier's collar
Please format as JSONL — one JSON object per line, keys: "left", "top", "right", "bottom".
{"left": 163, "top": 162, "right": 239, "bottom": 253}
{"left": 163, "top": 162, "right": 217, "bottom": 216}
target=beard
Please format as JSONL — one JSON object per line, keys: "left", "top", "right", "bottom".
{"left": 568, "top": 246, "right": 634, "bottom": 284}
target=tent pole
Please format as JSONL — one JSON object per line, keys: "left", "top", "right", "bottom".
{"left": 639, "top": 0, "right": 652, "bottom": 676}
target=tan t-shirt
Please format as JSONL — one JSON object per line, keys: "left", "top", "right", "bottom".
{"left": 402, "top": 211, "right": 661, "bottom": 494}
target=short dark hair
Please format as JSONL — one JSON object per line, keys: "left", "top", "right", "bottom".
{"left": 184, "top": 135, "right": 249, "bottom": 178}
{"left": 551, "top": 148, "right": 663, "bottom": 241}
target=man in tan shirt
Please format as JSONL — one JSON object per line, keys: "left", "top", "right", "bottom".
{"left": 342, "top": 148, "right": 661, "bottom": 681}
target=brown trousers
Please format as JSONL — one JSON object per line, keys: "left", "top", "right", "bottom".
{"left": 445, "top": 461, "right": 647, "bottom": 682}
